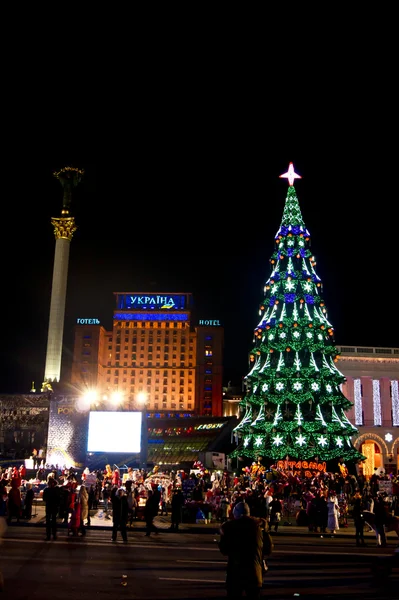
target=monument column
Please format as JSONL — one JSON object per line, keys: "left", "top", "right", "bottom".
{"left": 42, "top": 166, "right": 84, "bottom": 390}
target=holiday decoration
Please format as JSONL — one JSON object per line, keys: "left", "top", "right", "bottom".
{"left": 230, "top": 163, "right": 365, "bottom": 468}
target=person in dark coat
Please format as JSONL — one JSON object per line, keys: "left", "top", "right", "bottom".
{"left": 110, "top": 486, "right": 128, "bottom": 542}
{"left": 218, "top": 501, "right": 267, "bottom": 599}
{"left": 6, "top": 479, "right": 22, "bottom": 524}
{"left": 43, "top": 477, "right": 60, "bottom": 540}
{"left": 269, "top": 496, "right": 283, "bottom": 533}
{"left": 374, "top": 495, "right": 388, "bottom": 547}
{"left": 144, "top": 489, "right": 160, "bottom": 536}
{"left": 351, "top": 491, "right": 366, "bottom": 546}
{"left": 170, "top": 487, "right": 185, "bottom": 531}
{"left": 23, "top": 484, "right": 35, "bottom": 520}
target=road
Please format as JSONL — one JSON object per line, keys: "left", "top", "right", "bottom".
{"left": 1, "top": 525, "right": 398, "bottom": 600}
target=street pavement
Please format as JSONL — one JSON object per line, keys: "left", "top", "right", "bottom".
{"left": 14, "top": 499, "right": 399, "bottom": 542}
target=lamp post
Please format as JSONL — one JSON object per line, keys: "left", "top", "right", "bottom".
{"left": 136, "top": 392, "right": 148, "bottom": 470}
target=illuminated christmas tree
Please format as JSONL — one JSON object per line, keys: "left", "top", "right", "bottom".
{"left": 230, "top": 163, "right": 365, "bottom": 470}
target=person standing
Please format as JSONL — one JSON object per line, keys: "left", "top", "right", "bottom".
{"left": 352, "top": 491, "right": 366, "bottom": 546}
{"left": 79, "top": 483, "right": 89, "bottom": 535}
{"left": 218, "top": 501, "right": 268, "bottom": 599}
{"left": 327, "top": 490, "right": 340, "bottom": 535}
{"left": 374, "top": 495, "right": 388, "bottom": 547}
{"left": 315, "top": 490, "right": 328, "bottom": 534}
{"left": 144, "top": 489, "right": 160, "bottom": 536}
{"left": 6, "top": 480, "right": 22, "bottom": 525}
{"left": 170, "top": 487, "right": 185, "bottom": 531}
{"left": 110, "top": 486, "right": 128, "bottom": 542}
{"left": 23, "top": 484, "right": 35, "bottom": 520}
{"left": 269, "top": 495, "right": 283, "bottom": 533}
{"left": 125, "top": 481, "right": 137, "bottom": 527}
{"left": 102, "top": 481, "right": 112, "bottom": 520}
{"left": 43, "top": 477, "right": 60, "bottom": 540}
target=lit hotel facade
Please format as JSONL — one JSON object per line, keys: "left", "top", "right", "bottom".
{"left": 70, "top": 292, "right": 224, "bottom": 417}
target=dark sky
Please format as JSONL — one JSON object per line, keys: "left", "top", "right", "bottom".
{"left": 2, "top": 143, "right": 397, "bottom": 395}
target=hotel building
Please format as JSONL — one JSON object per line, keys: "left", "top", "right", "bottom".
{"left": 70, "top": 292, "right": 224, "bottom": 417}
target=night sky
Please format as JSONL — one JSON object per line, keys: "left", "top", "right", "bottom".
{"left": 2, "top": 140, "right": 397, "bottom": 395}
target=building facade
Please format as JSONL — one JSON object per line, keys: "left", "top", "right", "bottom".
{"left": 70, "top": 292, "right": 224, "bottom": 417}
{"left": 338, "top": 345, "right": 399, "bottom": 477}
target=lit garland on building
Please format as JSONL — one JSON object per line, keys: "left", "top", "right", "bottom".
{"left": 391, "top": 380, "right": 399, "bottom": 426}
{"left": 372, "top": 379, "right": 382, "bottom": 426}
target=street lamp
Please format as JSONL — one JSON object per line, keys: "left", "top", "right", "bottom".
{"left": 136, "top": 392, "right": 148, "bottom": 470}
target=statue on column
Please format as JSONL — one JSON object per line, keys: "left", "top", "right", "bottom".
{"left": 53, "top": 166, "right": 85, "bottom": 211}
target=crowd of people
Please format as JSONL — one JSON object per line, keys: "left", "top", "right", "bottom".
{"left": 1, "top": 461, "right": 398, "bottom": 547}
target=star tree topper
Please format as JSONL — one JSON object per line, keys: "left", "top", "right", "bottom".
{"left": 279, "top": 162, "right": 302, "bottom": 186}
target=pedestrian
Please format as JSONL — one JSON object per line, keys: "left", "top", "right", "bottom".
{"left": 79, "top": 483, "right": 89, "bottom": 535}
{"left": 23, "top": 484, "right": 35, "bottom": 520}
{"left": 125, "top": 481, "right": 137, "bottom": 527}
{"left": 160, "top": 486, "right": 168, "bottom": 515}
{"left": 269, "top": 495, "right": 283, "bottom": 533}
{"left": 87, "top": 484, "right": 95, "bottom": 526}
{"left": 170, "top": 487, "right": 184, "bottom": 531}
{"left": 327, "top": 490, "right": 340, "bottom": 535}
{"left": 110, "top": 486, "right": 128, "bottom": 542}
{"left": 218, "top": 501, "right": 268, "bottom": 599}
{"left": 144, "top": 489, "right": 160, "bottom": 536}
{"left": 315, "top": 491, "right": 328, "bottom": 534}
{"left": 102, "top": 481, "right": 112, "bottom": 519}
{"left": 43, "top": 477, "right": 60, "bottom": 541}
{"left": 352, "top": 490, "right": 366, "bottom": 546}
{"left": 68, "top": 496, "right": 81, "bottom": 536}
{"left": 374, "top": 495, "right": 388, "bottom": 547}
{"left": 6, "top": 479, "right": 22, "bottom": 525}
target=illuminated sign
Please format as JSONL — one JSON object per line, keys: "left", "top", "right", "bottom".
{"left": 198, "top": 319, "right": 221, "bottom": 326}
{"left": 76, "top": 318, "right": 100, "bottom": 325}
{"left": 114, "top": 312, "right": 189, "bottom": 322}
{"left": 276, "top": 459, "right": 327, "bottom": 478}
{"left": 195, "top": 423, "right": 224, "bottom": 430}
{"left": 117, "top": 294, "right": 187, "bottom": 311}
{"left": 57, "top": 406, "right": 78, "bottom": 414}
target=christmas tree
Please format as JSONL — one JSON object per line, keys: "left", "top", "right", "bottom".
{"left": 230, "top": 163, "right": 365, "bottom": 470}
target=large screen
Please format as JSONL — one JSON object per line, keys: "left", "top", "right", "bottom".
{"left": 87, "top": 411, "right": 142, "bottom": 453}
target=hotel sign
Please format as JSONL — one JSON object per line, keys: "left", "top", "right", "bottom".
{"left": 118, "top": 294, "right": 187, "bottom": 311}
{"left": 76, "top": 318, "right": 100, "bottom": 324}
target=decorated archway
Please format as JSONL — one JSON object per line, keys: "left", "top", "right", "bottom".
{"left": 354, "top": 433, "right": 387, "bottom": 478}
